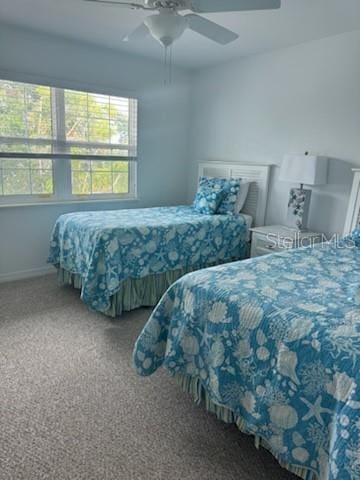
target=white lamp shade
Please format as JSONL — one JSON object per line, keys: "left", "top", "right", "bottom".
{"left": 279, "top": 154, "right": 328, "bottom": 186}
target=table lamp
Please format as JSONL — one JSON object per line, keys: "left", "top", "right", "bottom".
{"left": 279, "top": 152, "right": 328, "bottom": 230}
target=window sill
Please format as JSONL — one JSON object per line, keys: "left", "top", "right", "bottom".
{"left": 0, "top": 195, "right": 139, "bottom": 208}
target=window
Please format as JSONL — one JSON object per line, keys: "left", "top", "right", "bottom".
{"left": 0, "top": 159, "right": 53, "bottom": 196}
{"left": 0, "top": 79, "right": 138, "bottom": 205}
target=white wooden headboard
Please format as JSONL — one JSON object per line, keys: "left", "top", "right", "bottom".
{"left": 344, "top": 168, "right": 360, "bottom": 235}
{"left": 198, "top": 162, "right": 272, "bottom": 227}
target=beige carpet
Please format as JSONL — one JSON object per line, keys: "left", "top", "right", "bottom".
{"left": 0, "top": 275, "right": 297, "bottom": 480}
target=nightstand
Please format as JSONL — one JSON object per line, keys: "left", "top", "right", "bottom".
{"left": 250, "top": 225, "right": 323, "bottom": 258}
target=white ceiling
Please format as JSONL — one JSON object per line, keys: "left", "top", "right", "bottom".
{"left": 1, "top": 0, "right": 360, "bottom": 69}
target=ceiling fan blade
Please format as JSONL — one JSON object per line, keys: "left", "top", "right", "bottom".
{"left": 82, "top": 0, "right": 149, "bottom": 10}
{"left": 190, "top": 0, "right": 281, "bottom": 13}
{"left": 123, "top": 22, "right": 149, "bottom": 42}
{"left": 185, "top": 14, "right": 238, "bottom": 45}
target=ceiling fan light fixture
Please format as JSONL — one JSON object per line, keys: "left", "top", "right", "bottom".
{"left": 84, "top": 0, "right": 281, "bottom": 85}
{"left": 144, "top": 12, "right": 188, "bottom": 46}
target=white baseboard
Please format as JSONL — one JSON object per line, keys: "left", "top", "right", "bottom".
{"left": 0, "top": 266, "right": 55, "bottom": 284}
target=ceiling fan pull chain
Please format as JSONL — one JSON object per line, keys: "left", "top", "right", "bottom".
{"left": 163, "top": 44, "right": 173, "bottom": 86}
{"left": 163, "top": 45, "right": 168, "bottom": 85}
{"left": 169, "top": 44, "right": 173, "bottom": 85}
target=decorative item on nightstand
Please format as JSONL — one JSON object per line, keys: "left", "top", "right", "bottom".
{"left": 279, "top": 152, "right": 328, "bottom": 231}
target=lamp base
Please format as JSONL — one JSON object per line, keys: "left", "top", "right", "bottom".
{"left": 286, "top": 187, "right": 312, "bottom": 231}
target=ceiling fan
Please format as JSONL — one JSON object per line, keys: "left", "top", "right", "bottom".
{"left": 83, "top": 0, "right": 281, "bottom": 48}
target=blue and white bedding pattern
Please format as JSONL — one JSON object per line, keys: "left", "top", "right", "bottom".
{"left": 134, "top": 240, "right": 360, "bottom": 480}
{"left": 48, "top": 206, "right": 248, "bottom": 312}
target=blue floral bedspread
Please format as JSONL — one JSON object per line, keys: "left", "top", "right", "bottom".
{"left": 48, "top": 206, "right": 248, "bottom": 312}
{"left": 134, "top": 241, "right": 360, "bottom": 480}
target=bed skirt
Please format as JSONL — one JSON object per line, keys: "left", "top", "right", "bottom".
{"left": 57, "top": 266, "right": 203, "bottom": 318}
{"left": 173, "top": 373, "right": 317, "bottom": 480}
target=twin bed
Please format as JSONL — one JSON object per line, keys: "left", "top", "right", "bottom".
{"left": 49, "top": 163, "right": 360, "bottom": 480}
{"left": 134, "top": 239, "right": 360, "bottom": 480}
{"left": 48, "top": 162, "right": 271, "bottom": 316}
{"left": 133, "top": 169, "right": 360, "bottom": 480}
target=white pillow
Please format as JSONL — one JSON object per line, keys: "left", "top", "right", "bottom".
{"left": 234, "top": 181, "right": 251, "bottom": 214}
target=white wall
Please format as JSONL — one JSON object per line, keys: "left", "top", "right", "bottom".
{"left": 0, "top": 25, "right": 191, "bottom": 281}
{"left": 2, "top": 26, "right": 360, "bottom": 281}
{"left": 189, "top": 30, "right": 360, "bottom": 236}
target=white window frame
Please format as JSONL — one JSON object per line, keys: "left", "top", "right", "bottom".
{"left": 0, "top": 81, "right": 138, "bottom": 207}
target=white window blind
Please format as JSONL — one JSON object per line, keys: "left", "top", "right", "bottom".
{"left": 0, "top": 79, "right": 138, "bottom": 204}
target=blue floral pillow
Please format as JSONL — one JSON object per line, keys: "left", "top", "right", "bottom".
{"left": 218, "top": 178, "right": 241, "bottom": 214}
{"left": 201, "top": 176, "right": 241, "bottom": 214}
{"left": 193, "top": 178, "right": 225, "bottom": 214}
